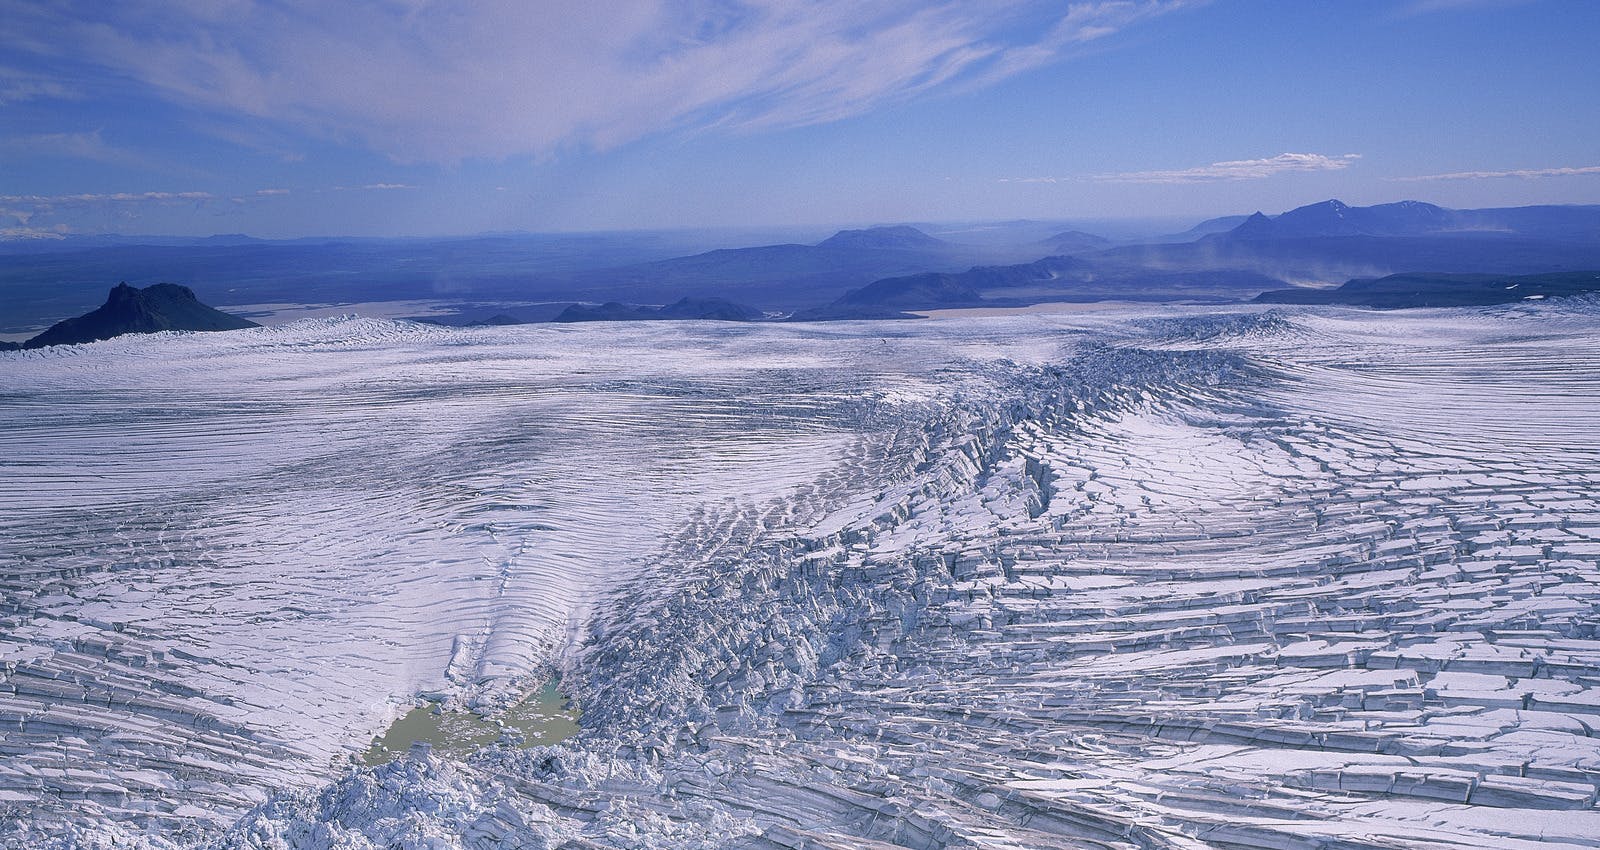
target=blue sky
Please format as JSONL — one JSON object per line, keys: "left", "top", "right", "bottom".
{"left": 1, "top": 0, "right": 1597, "bottom": 238}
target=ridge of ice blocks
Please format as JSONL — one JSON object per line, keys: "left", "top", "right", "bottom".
{"left": 3, "top": 303, "right": 1600, "bottom": 849}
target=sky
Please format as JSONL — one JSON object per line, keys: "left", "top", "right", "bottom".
{"left": 1, "top": 0, "right": 1598, "bottom": 238}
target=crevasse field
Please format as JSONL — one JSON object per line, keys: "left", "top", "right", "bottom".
{"left": 4, "top": 302, "right": 1600, "bottom": 850}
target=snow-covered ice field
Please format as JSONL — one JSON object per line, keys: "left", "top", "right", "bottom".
{"left": 4, "top": 300, "right": 1600, "bottom": 849}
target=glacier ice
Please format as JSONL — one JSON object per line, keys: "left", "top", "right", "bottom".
{"left": 3, "top": 302, "right": 1600, "bottom": 849}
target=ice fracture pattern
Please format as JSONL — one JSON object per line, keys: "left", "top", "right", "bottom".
{"left": 3, "top": 301, "right": 1600, "bottom": 849}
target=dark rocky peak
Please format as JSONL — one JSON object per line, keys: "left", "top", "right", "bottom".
{"left": 21, "top": 282, "right": 257, "bottom": 350}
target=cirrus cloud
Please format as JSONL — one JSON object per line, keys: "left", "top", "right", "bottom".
{"left": 1392, "top": 165, "right": 1600, "bottom": 182}
{"left": 0, "top": 191, "right": 216, "bottom": 205}
{"left": 0, "top": 0, "right": 1198, "bottom": 163}
{"left": 0, "top": 64, "right": 76, "bottom": 106}
{"left": 1093, "top": 152, "right": 1361, "bottom": 184}
{"left": 0, "top": 129, "right": 157, "bottom": 169}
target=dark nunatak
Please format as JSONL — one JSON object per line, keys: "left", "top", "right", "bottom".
{"left": 15, "top": 282, "right": 258, "bottom": 350}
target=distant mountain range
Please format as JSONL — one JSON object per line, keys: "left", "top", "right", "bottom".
{"left": 797, "top": 257, "right": 1089, "bottom": 319}
{"left": 5, "top": 282, "right": 257, "bottom": 350}
{"left": 553, "top": 297, "right": 763, "bottom": 323}
{"left": 0, "top": 230, "right": 745, "bottom": 334}
{"left": 799, "top": 256, "right": 1286, "bottom": 319}
{"left": 786, "top": 200, "right": 1600, "bottom": 317}
{"left": 1226, "top": 199, "right": 1600, "bottom": 241}
{"left": 1084, "top": 200, "right": 1600, "bottom": 294}
{"left": 6, "top": 200, "right": 1600, "bottom": 338}
{"left": 1157, "top": 214, "right": 1254, "bottom": 242}
{"left": 814, "top": 225, "right": 946, "bottom": 251}
{"left": 1255, "top": 271, "right": 1600, "bottom": 308}
{"left": 552, "top": 225, "right": 1022, "bottom": 312}
{"left": 1039, "top": 230, "right": 1112, "bottom": 255}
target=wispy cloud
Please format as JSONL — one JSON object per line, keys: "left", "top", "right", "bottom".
{"left": 0, "top": 191, "right": 215, "bottom": 204}
{"left": 0, "top": 190, "right": 216, "bottom": 231}
{"left": 0, "top": 187, "right": 292, "bottom": 234}
{"left": 963, "top": 1, "right": 1202, "bottom": 89}
{"left": 0, "top": 129, "right": 152, "bottom": 167}
{"left": 1094, "top": 152, "right": 1361, "bottom": 184}
{"left": 0, "top": 225, "right": 71, "bottom": 240}
{"left": 0, "top": 184, "right": 398, "bottom": 227}
{"left": 328, "top": 183, "right": 418, "bottom": 192}
{"left": 1392, "top": 165, "right": 1600, "bottom": 182}
{"left": 1397, "top": 0, "right": 1531, "bottom": 16}
{"left": 0, "top": 64, "right": 75, "bottom": 106}
{"left": 0, "top": 190, "right": 214, "bottom": 234}
{"left": 0, "top": 1, "right": 1197, "bottom": 163}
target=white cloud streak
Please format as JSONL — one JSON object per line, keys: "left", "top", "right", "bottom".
{"left": 0, "top": 64, "right": 75, "bottom": 105}
{"left": 0, "top": 129, "right": 154, "bottom": 168}
{"left": 0, "top": 191, "right": 213, "bottom": 235}
{"left": 0, "top": 186, "right": 400, "bottom": 224}
{"left": 0, "top": 225, "right": 71, "bottom": 240}
{"left": 0, "top": 187, "right": 295, "bottom": 233}
{"left": 1392, "top": 165, "right": 1600, "bottom": 182}
{"left": 0, "top": 1, "right": 1197, "bottom": 163}
{"left": 1398, "top": 0, "right": 1531, "bottom": 16}
{"left": 1094, "top": 152, "right": 1361, "bottom": 184}
{"left": 0, "top": 191, "right": 215, "bottom": 204}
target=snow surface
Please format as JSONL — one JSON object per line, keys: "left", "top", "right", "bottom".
{"left": 3, "top": 301, "right": 1600, "bottom": 848}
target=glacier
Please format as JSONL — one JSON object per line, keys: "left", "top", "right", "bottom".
{"left": 3, "top": 301, "right": 1600, "bottom": 849}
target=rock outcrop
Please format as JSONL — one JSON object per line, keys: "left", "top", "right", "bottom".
{"left": 21, "top": 282, "right": 257, "bottom": 349}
